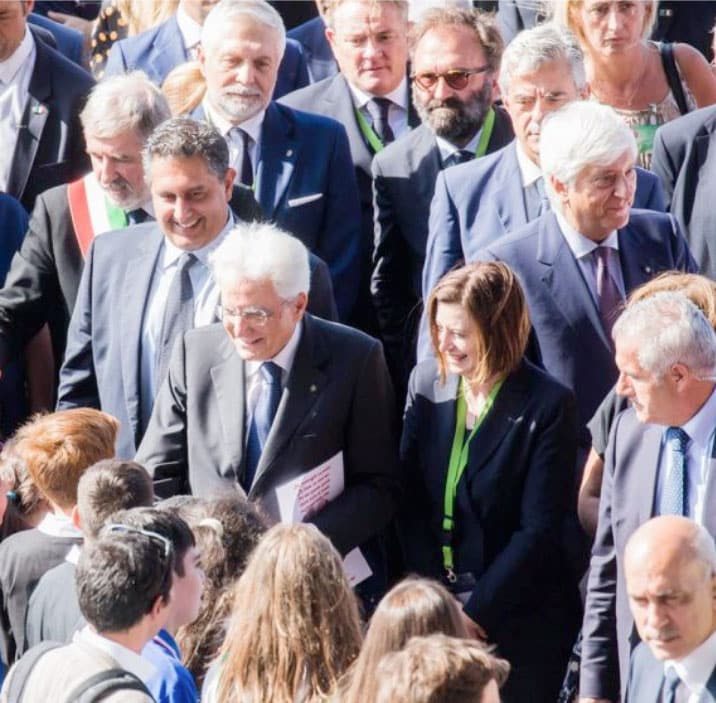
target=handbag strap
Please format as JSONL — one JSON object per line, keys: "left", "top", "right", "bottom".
{"left": 659, "top": 41, "right": 690, "bottom": 116}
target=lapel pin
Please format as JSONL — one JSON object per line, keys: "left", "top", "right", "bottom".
{"left": 643, "top": 265, "right": 652, "bottom": 274}
{"left": 32, "top": 104, "right": 47, "bottom": 116}
{"left": 310, "top": 384, "right": 317, "bottom": 392}
{"left": 286, "top": 149, "right": 293, "bottom": 157}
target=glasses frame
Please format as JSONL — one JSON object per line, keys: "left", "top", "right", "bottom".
{"left": 216, "top": 299, "right": 295, "bottom": 328}
{"left": 412, "top": 65, "right": 492, "bottom": 91}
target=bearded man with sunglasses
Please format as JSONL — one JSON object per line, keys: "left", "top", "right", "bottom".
{"left": 370, "top": 6, "right": 513, "bottom": 403}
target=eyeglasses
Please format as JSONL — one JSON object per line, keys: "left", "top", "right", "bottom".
{"left": 412, "top": 66, "right": 491, "bottom": 91}
{"left": 216, "top": 305, "right": 275, "bottom": 327}
{"left": 103, "top": 523, "right": 174, "bottom": 561}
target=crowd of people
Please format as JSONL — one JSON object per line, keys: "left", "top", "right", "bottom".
{"left": 0, "top": 0, "right": 716, "bottom": 701}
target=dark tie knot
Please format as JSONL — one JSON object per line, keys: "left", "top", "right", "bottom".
{"left": 447, "top": 150, "right": 473, "bottom": 168}
{"left": 664, "top": 666, "right": 681, "bottom": 701}
{"left": 666, "top": 426, "right": 689, "bottom": 451}
{"left": 370, "top": 97, "right": 393, "bottom": 119}
{"left": 260, "top": 361, "right": 281, "bottom": 385}
{"left": 178, "top": 251, "right": 197, "bottom": 269}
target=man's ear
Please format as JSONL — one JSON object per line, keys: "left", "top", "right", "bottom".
{"left": 70, "top": 504, "right": 82, "bottom": 532}
{"left": 670, "top": 362, "right": 690, "bottom": 389}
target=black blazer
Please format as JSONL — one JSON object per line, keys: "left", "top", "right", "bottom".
{"left": 399, "top": 358, "right": 581, "bottom": 702}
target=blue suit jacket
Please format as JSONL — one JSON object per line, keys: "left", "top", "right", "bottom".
{"left": 287, "top": 16, "right": 337, "bottom": 83}
{"left": 104, "top": 14, "right": 309, "bottom": 99}
{"left": 7, "top": 36, "right": 94, "bottom": 212}
{"left": 478, "top": 209, "right": 696, "bottom": 442}
{"left": 652, "top": 104, "right": 716, "bottom": 278}
{"left": 626, "top": 641, "right": 716, "bottom": 703}
{"left": 423, "top": 141, "right": 667, "bottom": 298}
{"left": 193, "top": 101, "right": 362, "bottom": 320}
{"left": 57, "top": 223, "right": 339, "bottom": 459}
{"left": 28, "top": 13, "right": 84, "bottom": 66}
{"left": 400, "top": 358, "right": 581, "bottom": 701}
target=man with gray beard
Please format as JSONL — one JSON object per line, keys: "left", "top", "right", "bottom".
{"left": 370, "top": 7, "right": 513, "bottom": 400}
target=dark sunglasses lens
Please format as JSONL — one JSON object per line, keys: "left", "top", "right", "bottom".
{"left": 444, "top": 71, "right": 470, "bottom": 90}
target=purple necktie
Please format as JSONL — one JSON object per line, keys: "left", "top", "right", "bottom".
{"left": 593, "top": 246, "right": 623, "bottom": 340}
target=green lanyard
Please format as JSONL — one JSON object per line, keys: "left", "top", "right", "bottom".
{"left": 442, "top": 377, "right": 503, "bottom": 581}
{"left": 105, "top": 197, "right": 129, "bottom": 230}
{"left": 356, "top": 104, "right": 496, "bottom": 157}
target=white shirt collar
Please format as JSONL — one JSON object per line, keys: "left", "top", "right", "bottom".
{"left": 76, "top": 626, "right": 157, "bottom": 683}
{"left": 203, "top": 99, "right": 265, "bottom": 145}
{"left": 245, "top": 318, "right": 303, "bottom": 379}
{"left": 175, "top": 7, "right": 203, "bottom": 53}
{"left": 435, "top": 128, "right": 482, "bottom": 161}
{"left": 0, "top": 27, "right": 34, "bottom": 85}
{"left": 36, "top": 511, "right": 83, "bottom": 539}
{"left": 347, "top": 75, "right": 409, "bottom": 111}
{"left": 555, "top": 210, "right": 619, "bottom": 260}
{"left": 680, "top": 384, "right": 716, "bottom": 447}
{"left": 667, "top": 628, "right": 716, "bottom": 696}
{"left": 65, "top": 543, "right": 82, "bottom": 565}
{"left": 514, "top": 141, "right": 543, "bottom": 188}
{"left": 161, "top": 209, "right": 234, "bottom": 270}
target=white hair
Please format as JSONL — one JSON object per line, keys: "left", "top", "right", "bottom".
{"left": 540, "top": 101, "right": 637, "bottom": 206}
{"left": 80, "top": 71, "right": 171, "bottom": 141}
{"left": 201, "top": 0, "right": 287, "bottom": 59}
{"left": 498, "top": 22, "right": 586, "bottom": 97}
{"left": 209, "top": 222, "right": 310, "bottom": 299}
{"left": 613, "top": 292, "right": 716, "bottom": 379}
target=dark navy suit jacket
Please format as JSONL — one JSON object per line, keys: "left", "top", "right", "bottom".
{"left": 479, "top": 209, "right": 696, "bottom": 442}
{"left": 28, "top": 13, "right": 84, "bottom": 66}
{"left": 104, "top": 14, "right": 310, "bottom": 99}
{"left": 371, "top": 110, "right": 514, "bottom": 395}
{"left": 400, "top": 358, "right": 581, "bottom": 702}
{"left": 6, "top": 36, "right": 94, "bottom": 212}
{"left": 626, "top": 641, "right": 716, "bottom": 702}
{"left": 192, "top": 101, "right": 362, "bottom": 320}
{"left": 423, "top": 141, "right": 667, "bottom": 298}
{"left": 652, "top": 104, "right": 716, "bottom": 278}
{"left": 287, "top": 16, "right": 337, "bottom": 83}
{"left": 57, "top": 223, "right": 338, "bottom": 459}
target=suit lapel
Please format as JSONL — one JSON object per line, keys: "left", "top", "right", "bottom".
{"left": 536, "top": 213, "right": 613, "bottom": 351}
{"left": 255, "top": 103, "right": 297, "bottom": 219}
{"left": 7, "top": 38, "right": 51, "bottom": 200}
{"left": 706, "top": 663, "right": 716, "bottom": 699}
{"left": 617, "top": 222, "right": 662, "bottom": 292}
{"left": 210, "top": 335, "right": 246, "bottom": 465}
{"left": 147, "top": 16, "right": 187, "bottom": 84}
{"left": 252, "top": 316, "right": 327, "bottom": 489}
{"left": 119, "top": 228, "right": 163, "bottom": 442}
{"left": 494, "top": 144, "right": 530, "bottom": 231}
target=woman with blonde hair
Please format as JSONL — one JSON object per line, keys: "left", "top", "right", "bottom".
{"left": 550, "top": 0, "right": 716, "bottom": 167}
{"left": 400, "top": 261, "right": 581, "bottom": 703}
{"left": 340, "top": 577, "right": 468, "bottom": 703}
{"left": 203, "top": 523, "right": 362, "bottom": 703}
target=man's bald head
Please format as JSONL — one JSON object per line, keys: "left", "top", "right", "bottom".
{"left": 625, "top": 516, "right": 716, "bottom": 661}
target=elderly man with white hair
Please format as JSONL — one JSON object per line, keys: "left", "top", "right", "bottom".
{"left": 579, "top": 293, "right": 716, "bottom": 703}
{"left": 137, "top": 221, "right": 399, "bottom": 563}
{"left": 194, "top": 0, "right": 362, "bottom": 322}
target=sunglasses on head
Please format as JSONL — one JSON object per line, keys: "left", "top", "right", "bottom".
{"left": 412, "top": 66, "right": 491, "bottom": 91}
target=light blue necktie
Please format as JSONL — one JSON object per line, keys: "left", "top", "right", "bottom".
{"left": 659, "top": 426, "right": 689, "bottom": 516}
{"left": 662, "top": 666, "right": 681, "bottom": 703}
{"left": 243, "top": 361, "right": 282, "bottom": 491}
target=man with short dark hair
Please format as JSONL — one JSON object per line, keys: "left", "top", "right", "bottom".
{"left": 24, "top": 459, "right": 155, "bottom": 649}
{"left": 58, "top": 117, "right": 337, "bottom": 459}
{"left": 371, "top": 6, "right": 513, "bottom": 398}
{"left": 0, "top": 527, "right": 172, "bottom": 702}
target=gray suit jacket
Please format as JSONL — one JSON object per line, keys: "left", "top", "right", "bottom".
{"left": 136, "top": 315, "right": 400, "bottom": 555}
{"left": 581, "top": 405, "right": 716, "bottom": 700}
{"left": 57, "top": 224, "right": 338, "bottom": 459}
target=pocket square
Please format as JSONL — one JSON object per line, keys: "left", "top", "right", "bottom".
{"left": 288, "top": 193, "right": 324, "bottom": 207}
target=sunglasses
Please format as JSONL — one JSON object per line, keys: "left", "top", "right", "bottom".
{"left": 103, "top": 523, "right": 174, "bottom": 561}
{"left": 412, "top": 66, "right": 491, "bottom": 91}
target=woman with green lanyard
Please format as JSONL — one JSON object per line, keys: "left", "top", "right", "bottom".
{"left": 398, "top": 262, "right": 582, "bottom": 703}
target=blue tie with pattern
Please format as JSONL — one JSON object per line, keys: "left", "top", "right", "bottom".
{"left": 243, "top": 361, "right": 282, "bottom": 491}
{"left": 663, "top": 666, "right": 681, "bottom": 703}
{"left": 660, "top": 427, "right": 689, "bottom": 516}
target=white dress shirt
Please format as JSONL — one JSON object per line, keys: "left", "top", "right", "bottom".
{"left": 76, "top": 626, "right": 156, "bottom": 684}
{"left": 175, "top": 6, "right": 203, "bottom": 58}
{"left": 203, "top": 100, "right": 264, "bottom": 185}
{"left": 36, "top": 511, "right": 83, "bottom": 539}
{"left": 140, "top": 212, "right": 234, "bottom": 422}
{"left": 555, "top": 211, "right": 626, "bottom": 304}
{"left": 348, "top": 75, "right": 410, "bottom": 141}
{"left": 514, "top": 140, "right": 543, "bottom": 189}
{"left": 244, "top": 321, "right": 303, "bottom": 423}
{"left": 0, "top": 27, "right": 35, "bottom": 190}
{"left": 666, "top": 629, "right": 716, "bottom": 703}
{"left": 435, "top": 129, "right": 482, "bottom": 164}
{"left": 654, "top": 385, "right": 716, "bottom": 524}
